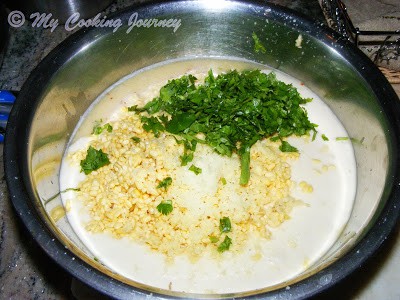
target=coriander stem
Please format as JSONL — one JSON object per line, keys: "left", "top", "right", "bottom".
{"left": 240, "top": 148, "right": 251, "bottom": 186}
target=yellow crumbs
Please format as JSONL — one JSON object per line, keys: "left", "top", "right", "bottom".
{"left": 50, "top": 205, "right": 66, "bottom": 222}
{"left": 68, "top": 109, "right": 304, "bottom": 261}
{"left": 299, "top": 181, "right": 314, "bottom": 193}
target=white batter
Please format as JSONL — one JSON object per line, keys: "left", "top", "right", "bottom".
{"left": 60, "top": 58, "right": 356, "bottom": 294}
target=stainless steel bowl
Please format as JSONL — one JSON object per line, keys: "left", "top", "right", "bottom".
{"left": 5, "top": 0, "right": 400, "bottom": 299}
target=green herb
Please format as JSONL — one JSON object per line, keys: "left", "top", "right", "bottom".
{"left": 321, "top": 134, "right": 329, "bottom": 141}
{"left": 189, "top": 164, "right": 202, "bottom": 175}
{"left": 239, "top": 147, "right": 251, "bottom": 185}
{"left": 157, "top": 177, "right": 172, "bottom": 189}
{"left": 92, "top": 119, "right": 102, "bottom": 134}
{"left": 179, "top": 139, "right": 197, "bottom": 166}
{"left": 141, "top": 116, "right": 165, "bottom": 138}
{"left": 209, "top": 235, "right": 219, "bottom": 243}
{"left": 131, "top": 136, "right": 141, "bottom": 143}
{"left": 279, "top": 141, "right": 298, "bottom": 153}
{"left": 156, "top": 200, "right": 173, "bottom": 215}
{"left": 104, "top": 123, "right": 113, "bottom": 132}
{"left": 312, "top": 130, "right": 317, "bottom": 141}
{"left": 128, "top": 106, "right": 138, "bottom": 112}
{"left": 43, "top": 188, "right": 81, "bottom": 206}
{"left": 80, "top": 146, "right": 110, "bottom": 175}
{"left": 252, "top": 32, "right": 267, "bottom": 54}
{"left": 94, "top": 257, "right": 99, "bottom": 262}
{"left": 180, "top": 152, "right": 193, "bottom": 166}
{"left": 132, "top": 69, "right": 316, "bottom": 185}
{"left": 218, "top": 236, "right": 232, "bottom": 253}
{"left": 62, "top": 188, "right": 80, "bottom": 193}
{"left": 93, "top": 122, "right": 113, "bottom": 135}
{"left": 350, "top": 137, "right": 365, "bottom": 145}
{"left": 336, "top": 136, "right": 364, "bottom": 145}
{"left": 220, "top": 177, "right": 227, "bottom": 185}
{"left": 219, "top": 217, "right": 232, "bottom": 233}
{"left": 93, "top": 125, "right": 103, "bottom": 135}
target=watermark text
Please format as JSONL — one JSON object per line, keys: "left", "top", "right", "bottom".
{"left": 7, "top": 10, "right": 181, "bottom": 33}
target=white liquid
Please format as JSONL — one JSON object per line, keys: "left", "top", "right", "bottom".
{"left": 60, "top": 58, "right": 356, "bottom": 294}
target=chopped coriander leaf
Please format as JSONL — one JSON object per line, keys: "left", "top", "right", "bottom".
{"left": 156, "top": 200, "right": 173, "bottom": 215}
{"left": 350, "top": 137, "right": 365, "bottom": 145}
{"left": 179, "top": 139, "right": 197, "bottom": 166}
{"left": 332, "top": 136, "right": 365, "bottom": 144}
{"left": 180, "top": 152, "right": 193, "bottom": 166}
{"left": 61, "top": 188, "right": 80, "bottom": 193}
{"left": 165, "top": 113, "right": 196, "bottom": 134}
{"left": 312, "top": 129, "right": 317, "bottom": 141}
{"left": 321, "top": 134, "right": 329, "bottom": 141}
{"left": 209, "top": 235, "right": 219, "bottom": 243}
{"left": 93, "top": 123, "right": 113, "bottom": 135}
{"left": 104, "top": 123, "right": 113, "bottom": 132}
{"left": 93, "top": 125, "right": 103, "bottom": 135}
{"left": 239, "top": 146, "right": 252, "bottom": 185}
{"left": 141, "top": 116, "right": 165, "bottom": 137}
{"left": 189, "top": 164, "right": 202, "bottom": 175}
{"left": 220, "top": 177, "right": 227, "bottom": 185}
{"left": 279, "top": 141, "right": 298, "bottom": 153}
{"left": 127, "top": 105, "right": 139, "bottom": 112}
{"left": 270, "top": 136, "right": 280, "bottom": 142}
{"left": 157, "top": 177, "right": 172, "bottom": 189}
{"left": 43, "top": 188, "right": 81, "bottom": 205}
{"left": 132, "top": 69, "right": 317, "bottom": 185}
{"left": 218, "top": 235, "right": 232, "bottom": 253}
{"left": 131, "top": 136, "right": 141, "bottom": 143}
{"left": 92, "top": 119, "right": 103, "bottom": 134}
{"left": 336, "top": 136, "right": 363, "bottom": 144}
{"left": 219, "top": 217, "right": 232, "bottom": 233}
{"left": 80, "top": 146, "right": 110, "bottom": 175}
{"left": 252, "top": 32, "right": 267, "bottom": 54}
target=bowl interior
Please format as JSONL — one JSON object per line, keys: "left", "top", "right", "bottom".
{"left": 7, "top": 1, "right": 400, "bottom": 298}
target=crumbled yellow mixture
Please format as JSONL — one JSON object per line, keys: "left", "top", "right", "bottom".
{"left": 299, "top": 181, "right": 314, "bottom": 193}
{"left": 68, "top": 109, "right": 304, "bottom": 261}
{"left": 50, "top": 205, "right": 66, "bottom": 222}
